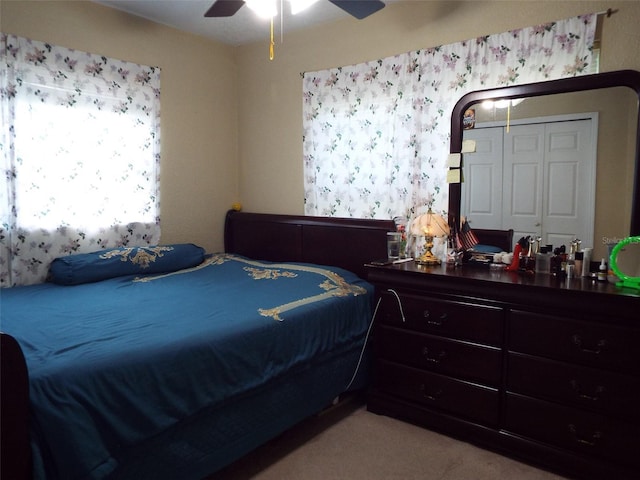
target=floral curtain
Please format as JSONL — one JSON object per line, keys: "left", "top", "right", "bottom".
{"left": 302, "top": 14, "right": 597, "bottom": 221}
{"left": 1, "top": 34, "right": 161, "bottom": 287}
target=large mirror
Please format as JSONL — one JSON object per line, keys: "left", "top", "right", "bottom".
{"left": 449, "top": 70, "right": 640, "bottom": 260}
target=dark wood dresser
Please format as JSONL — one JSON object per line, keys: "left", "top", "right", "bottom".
{"left": 366, "top": 262, "right": 640, "bottom": 479}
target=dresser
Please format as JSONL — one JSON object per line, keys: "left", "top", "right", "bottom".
{"left": 366, "top": 262, "right": 640, "bottom": 479}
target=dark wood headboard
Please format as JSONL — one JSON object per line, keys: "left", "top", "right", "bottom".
{"left": 224, "top": 210, "right": 396, "bottom": 279}
{"left": 475, "top": 228, "right": 514, "bottom": 253}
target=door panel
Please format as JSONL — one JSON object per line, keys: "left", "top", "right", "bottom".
{"left": 504, "top": 124, "right": 545, "bottom": 241}
{"left": 460, "top": 128, "right": 503, "bottom": 229}
{"left": 462, "top": 116, "right": 596, "bottom": 249}
{"left": 543, "top": 120, "right": 596, "bottom": 247}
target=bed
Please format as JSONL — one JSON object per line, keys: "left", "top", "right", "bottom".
{"left": 473, "top": 228, "right": 514, "bottom": 253}
{"left": 0, "top": 210, "right": 395, "bottom": 480}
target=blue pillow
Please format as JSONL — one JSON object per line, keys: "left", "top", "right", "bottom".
{"left": 49, "top": 244, "right": 205, "bottom": 285}
{"left": 472, "top": 244, "right": 503, "bottom": 253}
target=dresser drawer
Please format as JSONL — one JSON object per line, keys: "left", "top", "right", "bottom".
{"left": 376, "top": 360, "right": 500, "bottom": 426}
{"left": 508, "top": 353, "right": 640, "bottom": 419}
{"left": 378, "top": 290, "right": 503, "bottom": 345}
{"left": 505, "top": 393, "right": 638, "bottom": 467}
{"left": 509, "top": 310, "right": 640, "bottom": 374}
{"left": 376, "top": 326, "right": 502, "bottom": 385}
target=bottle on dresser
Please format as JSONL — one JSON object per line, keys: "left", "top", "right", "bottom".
{"left": 598, "top": 258, "right": 608, "bottom": 282}
{"left": 580, "top": 247, "right": 593, "bottom": 277}
{"left": 535, "top": 246, "right": 552, "bottom": 274}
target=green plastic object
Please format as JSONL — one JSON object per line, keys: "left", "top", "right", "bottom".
{"left": 609, "top": 236, "right": 640, "bottom": 290}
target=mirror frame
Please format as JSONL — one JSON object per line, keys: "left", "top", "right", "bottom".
{"left": 449, "top": 69, "right": 640, "bottom": 237}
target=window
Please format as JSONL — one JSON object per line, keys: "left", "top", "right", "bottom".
{"left": 1, "top": 34, "right": 161, "bottom": 286}
{"left": 14, "top": 95, "right": 157, "bottom": 231}
{"left": 302, "top": 13, "right": 598, "bottom": 222}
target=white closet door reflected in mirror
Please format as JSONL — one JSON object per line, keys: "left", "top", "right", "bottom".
{"left": 461, "top": 113, "right": 597, "bottom": 248}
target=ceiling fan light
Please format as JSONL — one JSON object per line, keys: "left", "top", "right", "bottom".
{"left": 483, "top": 98, "right": 526, "bottom": 110}
{"left": 246, "top": 0, "right": 277, "bottom": 19}
{"left": 289, "top": 0, "right": 320, "bottom": 15}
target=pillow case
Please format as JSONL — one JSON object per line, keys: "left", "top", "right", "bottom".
{"left": 49, "top": 244, "right": 205, "bottom": 285}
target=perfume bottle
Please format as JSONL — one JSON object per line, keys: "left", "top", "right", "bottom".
{"left": 536, "top": 245, "right": 552, "bottom": 274}
{"left": 551, "top": 245, "right": 567, "bottom": 277}
{"left": 574, "top": 251, "right": 583, "bottom": 277}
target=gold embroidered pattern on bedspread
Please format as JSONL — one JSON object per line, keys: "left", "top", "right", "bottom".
{"left": 243, "top": 267, "right": 298, "bottom": 280}
{"left": 134, "top": 253, "right": 366, "bottom": 321}
{"left": 100, "top": 246, "right": 174, "bottom": 269}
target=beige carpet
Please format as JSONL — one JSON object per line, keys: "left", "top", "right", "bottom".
{"left": 208, "top": 397, "right": 567, "bottom": 480}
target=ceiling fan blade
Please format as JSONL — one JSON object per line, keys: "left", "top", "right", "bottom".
{"left": 328, "top": 0, "right": 385, "bottom": 20}
{"left": 204, "top": 0, "right": 246, "bottom": 17}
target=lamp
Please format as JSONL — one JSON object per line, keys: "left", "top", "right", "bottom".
{"left": 410, "top": 208, "right": 450, "bottom": 265}
{"left": 245, "top": 0, "right": 319, "bottom": 60}
{"left": 245, "top": 0, "right": 277, "bottom": 19}
{"left": 245, "top": 0, "right": 319, "bottom": 18}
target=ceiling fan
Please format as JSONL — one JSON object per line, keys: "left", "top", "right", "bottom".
{"left": 204, "top": 0, "right": 386, "bottom": 20}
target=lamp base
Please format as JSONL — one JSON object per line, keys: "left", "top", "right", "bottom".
{"left": 415, "top": 251, "right": 441, "bottom": 265}
{"left": 415, "top": 235, "right": 441, "bottom": 265}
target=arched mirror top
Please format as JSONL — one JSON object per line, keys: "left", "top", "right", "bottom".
{"left": 449, "top": 69, "right": 640, "bottom": 239}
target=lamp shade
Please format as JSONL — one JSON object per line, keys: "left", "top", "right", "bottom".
{"left": 410, "top": 209, "right": 450, "bottom": 238}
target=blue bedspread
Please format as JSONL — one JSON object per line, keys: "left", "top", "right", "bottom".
{"left": 0, "top": 254, "right": 374, "bottom": 480}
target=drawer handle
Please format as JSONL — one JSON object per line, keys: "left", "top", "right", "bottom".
{"left": 571, "top": 334, "right": 608, "bottom": 355}
{"left": 419, "top": 383, "right": 443, "bottom": 402}
{"left": 568, "top": 424, "right": 603, "bottom": 447}
{"left": 570, "top": 380, "right": 605, "bottom": 402}
{"left": 423, "top": 310, "right": 448, "bottom": 326}
{"left": 421, "top": 346, "right": 446, "bottom": 364}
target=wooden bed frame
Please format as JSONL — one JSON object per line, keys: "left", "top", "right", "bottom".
{"left": 224, "top": 210, "right": 396, "bottom": 278}
{"left": 474, "top": 228, "right": 514, "bottom": 253}
{"left": 1, "top": 210, "right": 395, "bottom": 480}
